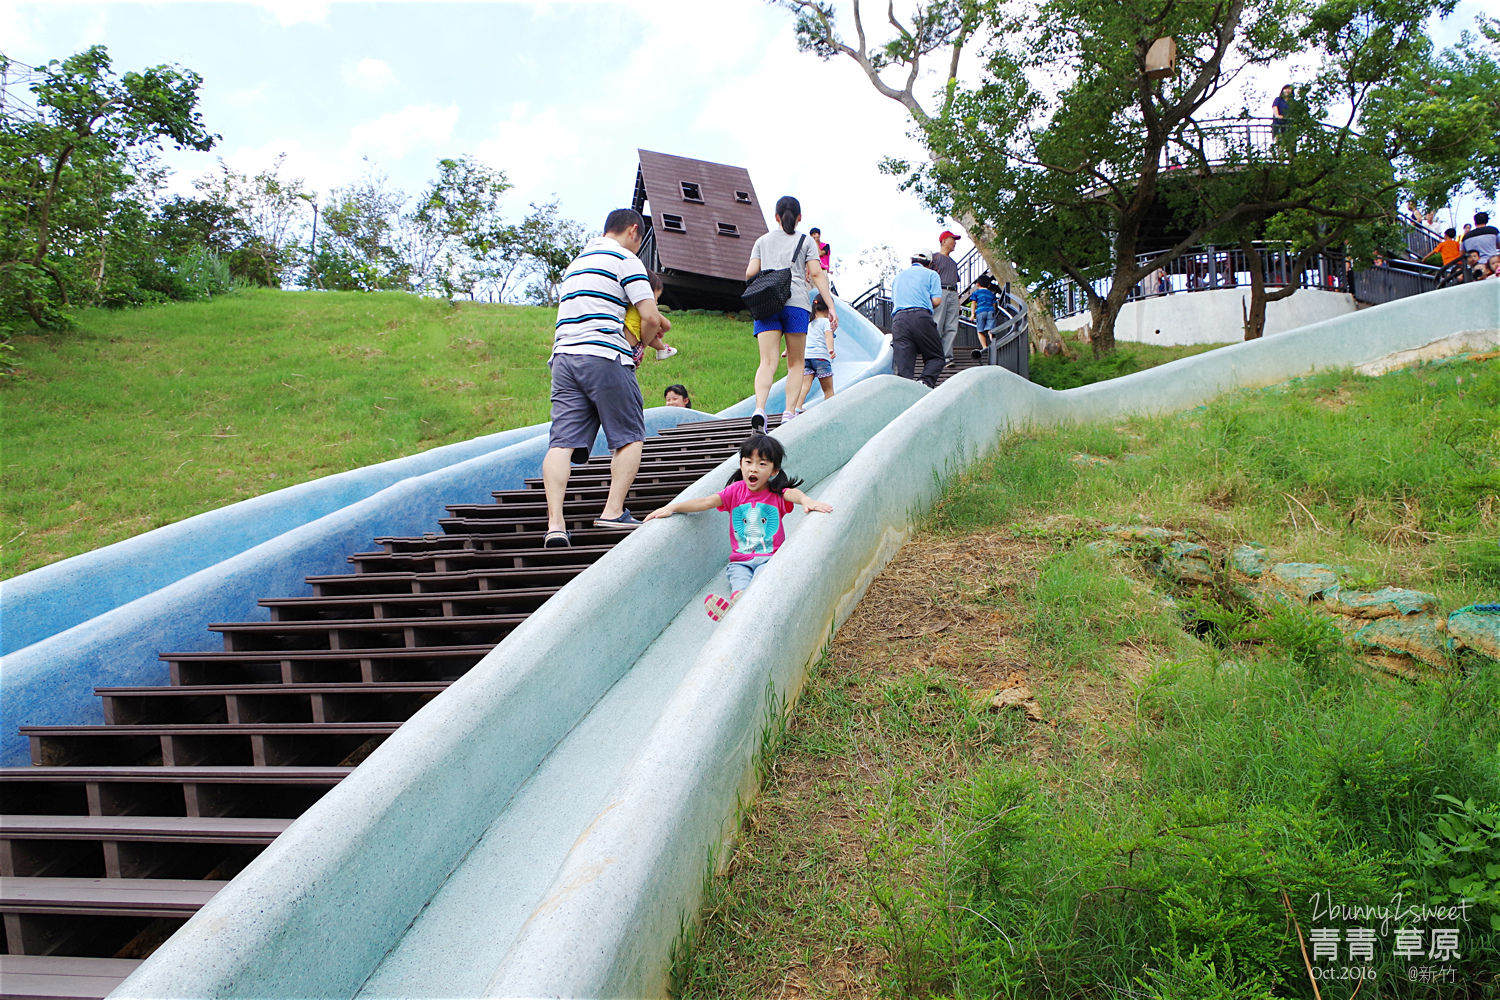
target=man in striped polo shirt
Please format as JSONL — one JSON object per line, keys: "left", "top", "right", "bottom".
{"left": 542, "top": 208, "right": 668, "bottom": 547}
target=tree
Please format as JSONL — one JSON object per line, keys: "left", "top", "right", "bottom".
{"left": 1368, "top": 16, "right": 1500, "bottom": 212}
{"left": 780, "top": 0, "right": 1476, "bottom": 355}
{"left": 405, "top": 155, "right": 512, "bottom": 298}
{"left": 316, "top": 168, "right": 410, "bottom": 291}
{"left": 855, "top": 242, "right": 902, "bottom": 288}
{"left": 0, "top": 45, "right": 215, "bottom": 329}
{"left": 192, "top": 154, "right": 311, "bottom": 287}
{"left": 779, "top": 0, "right": 1064, "bottom": 344}
{"left": 515, "top": 200, "right": 588, "bottom": 305}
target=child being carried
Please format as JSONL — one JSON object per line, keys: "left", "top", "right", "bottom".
{"left": 645, "top": 432, "right": 832, "bottom": 620}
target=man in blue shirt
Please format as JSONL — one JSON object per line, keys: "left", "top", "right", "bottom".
{"left": 889, "top": 252, "right": 946, "bottom": 387}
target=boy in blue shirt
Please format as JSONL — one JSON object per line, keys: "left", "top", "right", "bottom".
{"left": 967, "top": 273, "right": 997, "bottom": 355}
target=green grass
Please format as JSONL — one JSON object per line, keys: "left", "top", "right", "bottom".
{"left": 1029, "top": 335, "right": 1225, "bottom": 390}
{"left": 674, "top": 354, "right": 1500, "bottom": 999}
{"left": 0, "top": 288, "right": 770, "bottom": 578}
{"left": 930, "top": 359, "right": 1500, "bottom": 607}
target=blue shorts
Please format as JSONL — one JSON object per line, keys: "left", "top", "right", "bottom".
{"left": 726, "top": 557, "right": 769, "bottom": 592}
{"left": 803, "top": 357, "right": 833, "bottom": 379}
{"left": 975, "top": 309, "right": 997, "bottom": 333}
{"left": 753, "top": 305, "right": 810, "bottom": 336}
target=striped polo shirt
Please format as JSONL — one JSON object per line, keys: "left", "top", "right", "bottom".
{"left": 553, "top": 235, "right": 654, "bottom": 365}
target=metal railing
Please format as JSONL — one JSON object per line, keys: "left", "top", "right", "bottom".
{"left": 1049, "top": 241, "right": 1349, "bottom": 318}
{"left": 1347, "top": 260, "right": 1442, "bottom": 305}
{"left": 850, "top": 270, "right": 1030, "bottom": 381}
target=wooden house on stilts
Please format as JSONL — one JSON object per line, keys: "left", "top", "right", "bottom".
{"left": 632, "top": 149, "right": 769, "bottom": 311}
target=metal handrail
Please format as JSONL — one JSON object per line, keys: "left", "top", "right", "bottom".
{"left": 1049, "top": 241, "right": 1350, "bottom": 319}
{"left": 848, "top": 271, "right": 1030, "bottom": 380}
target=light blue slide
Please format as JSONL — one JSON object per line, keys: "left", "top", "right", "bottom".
{"left": 105, "top": 282, "right": 1498, "bottom": 998}
{"left": 0, "top": 301, "right": 891, "bottom": 764}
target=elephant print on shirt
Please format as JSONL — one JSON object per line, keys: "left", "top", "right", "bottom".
{"left": 731, "top": 501, "right": 781, "bottom": 557}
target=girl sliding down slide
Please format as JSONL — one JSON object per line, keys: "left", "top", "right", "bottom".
{"left": 644, "top": 433, "right": 832, "bottom": 621}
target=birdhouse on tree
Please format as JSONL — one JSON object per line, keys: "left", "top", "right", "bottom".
{"left": 1145, "top": 37, "right": 1177, "bottom": 80}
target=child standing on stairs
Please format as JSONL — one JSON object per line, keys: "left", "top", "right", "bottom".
{"left": 643, "top": 432, "right": 832, "bottom": 621}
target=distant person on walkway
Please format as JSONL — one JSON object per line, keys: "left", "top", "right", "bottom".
{"left": 790, "top": 297, "right": 837, "bottom": 415}
{"left": 1271, "top": 83, "right": 1294, "bottom": 135}
{"left": 542, "top": 208, "right": 664, "bottom": 547}
{"left": 745, "top": 195, "right": 838, "bottom": 431}
{"left": 1461, "top": 211, "right": 1499, "bottom": 259}
{"left": 967, "top": 273, "right": 997, "bottom": 353}
{"left": 890, "top": 251, "right": 946, "bottom": 387}
{"left": 663, "top": 384, "right": 691, "bottom": 408}
{"left": 931, "top": 229, "right": 963, "bottom": 362}
{"left": 644, "top": 432, "right": 832, "bottom": 622}
{"left": 809, "top": 227, "right": 837, "bottom": 296}
{"left": 1425, "top": 229, "right": 1462, "bottom": 267}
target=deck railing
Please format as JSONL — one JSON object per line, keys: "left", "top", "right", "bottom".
{"left": 1049, "top": 241, "right": 1350, "bottom": 319}
{"left": 851, "top": 270, "right": 1030, "bottom": 381}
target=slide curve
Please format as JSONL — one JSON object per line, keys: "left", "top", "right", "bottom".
{"left": 107, "top": 280, "right": 1498, "bottom": 999}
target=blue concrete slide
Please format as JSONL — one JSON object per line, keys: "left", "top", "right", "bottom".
{"left": 0, "top": 303, "right": 890, "bottom": 765}
{"left": 8, "top": 284, "right": 1498, "bottom": 998}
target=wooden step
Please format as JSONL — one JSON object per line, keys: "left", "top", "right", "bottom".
{"left": 306, "top": 566, "right": 583, "bottom": 597}
{"left": 207, "top": 613, "right": 527, "bottom": 653}
{"left": 160, "top": 645, "right": 491, "bottom": 686}
{"left": 258, "top": 587, "right": 559, "bottom": 622}
{"left": 0, "top": 955, "right": 140, "bottom": 1000}
{"left": 20, "top": 723, "right": 399, "bottom": 768}
{"left": 1, "top": 816, "right": 291, "bottom": 880}
{"left": 96, "top": 681, "right": 451, "bottom": 726}
{"left": 0, "top": 766, "right": 351, "bottom": 819}
{"left": 0, "top": 875, "right": 224, "bottom": 917}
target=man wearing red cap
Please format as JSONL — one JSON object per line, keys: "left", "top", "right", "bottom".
{"left": 932, "top": 229, "right": 963, "bottom": 363}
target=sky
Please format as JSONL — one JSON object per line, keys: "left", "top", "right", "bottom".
{"left": 2, "top": 0, "right": 1491, "bottom": 295}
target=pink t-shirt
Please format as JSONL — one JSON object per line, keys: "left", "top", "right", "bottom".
{"left": 717, "top": 480, "right": 794, "bottom": 562}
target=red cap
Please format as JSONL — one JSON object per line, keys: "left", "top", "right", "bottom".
{"left": 939, "top": 230, "right": 962, "bottom": 243}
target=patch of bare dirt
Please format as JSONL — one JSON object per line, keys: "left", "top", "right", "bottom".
{"left": 683, "top": 530, "right": 1152, "bottom": 998}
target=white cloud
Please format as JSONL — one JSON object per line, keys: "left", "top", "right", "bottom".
{"left": 0, "top": 4, "right": 37, "bottom": 54}
{"left": 250, "top": 0, "right": 329, "bottom": 28}
{"left": 473, "top": 103, "right": 582, "bottom": 205}
{"left": 343, "top": 57, "right": 394, "bottom": 92}
{"left": 221, "top": 82, "right": 270, "bottom": 108}
{"left": 346, "top": 103, "right": 460, "bottom": 162}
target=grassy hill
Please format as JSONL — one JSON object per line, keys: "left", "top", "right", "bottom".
{"left": 0, "top": 288, "right": 758, "bottom": 578}
{"left": 676, "top": 354, "right": 1500, "bottom": 998}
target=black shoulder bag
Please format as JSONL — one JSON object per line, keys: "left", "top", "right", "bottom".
{"left": 741, "top": 234, "right": 807, "bottom": 320}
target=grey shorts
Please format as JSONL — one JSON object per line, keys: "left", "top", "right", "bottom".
{"left": 548, "top": 353, "right": 645, "bottom": 452}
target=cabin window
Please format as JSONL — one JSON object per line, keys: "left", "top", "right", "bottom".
{"left": 734, "top": 191, "right": 751, "bottom": 204}
{"left": 717, "top": 222, "right": 740, "bottom": 237}
{"left": 661, "top": 214, "right": 687, "bottom": 233}
{"left": 680, "top": 182, "right": 703, "bottom": 202}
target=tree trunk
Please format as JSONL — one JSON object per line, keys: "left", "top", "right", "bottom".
{"left": 958, "top": 213, "right": 1060, "bottom": 347}
{"left": 1241, "top": 238, "right": 1267, "bottom": 340}
{"left": 1090, "top": 272, "right": 1131, "bottom": 357}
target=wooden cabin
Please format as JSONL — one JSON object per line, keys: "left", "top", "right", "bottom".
{"left": 631, "top": 149, "right": 770, "bottom": 310}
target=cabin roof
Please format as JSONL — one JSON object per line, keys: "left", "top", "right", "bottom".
{"left": 633, "top": 149, "right": 769, "bottom": 282}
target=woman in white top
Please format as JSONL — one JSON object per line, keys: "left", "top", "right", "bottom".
{"left": 745, "top": 195, "right": 839, "bottom": 430}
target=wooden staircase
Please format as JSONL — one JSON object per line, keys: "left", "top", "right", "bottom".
{"left": 0, "top": 415, "right": 764, "bottom": 1000}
